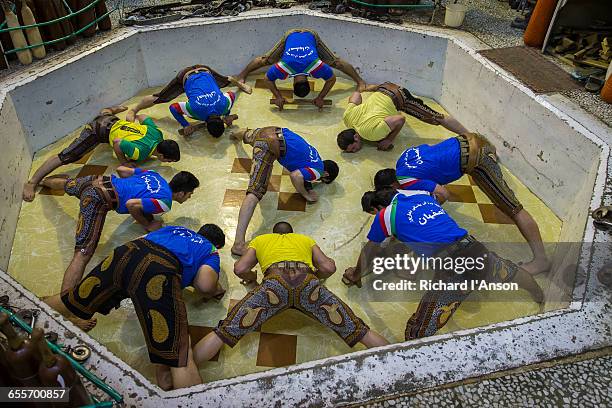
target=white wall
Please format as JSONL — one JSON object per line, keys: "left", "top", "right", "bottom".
{"left": 0, "top": 93, "right": 32, "bottom": 270}
{"left": 137, "top": 14, "right": 447, "bottom": 100}
{"left": 138, "top": 15, "right": 304, "bottom": 86}
{"left": 9, "top": 35, "right": 147, "bottom": 153}
{"left": 439, "top": 40, "right": 601, "bottom": 242}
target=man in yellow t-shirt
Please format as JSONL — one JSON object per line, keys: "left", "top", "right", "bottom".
{"left": 338, "top": 82, "right": 468, "bottom": 153}
{"left": 23, "top": 105, "right": 181, "bottom": 202}
{"left": 191, "top": 222, "right": 389, "bottom": 365}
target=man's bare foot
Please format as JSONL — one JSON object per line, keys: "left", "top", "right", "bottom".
{"left": 520, "top": 258, "right": 551, "bottom": 275}
{"left": 231, "top": 242, "right": 247, "bottom": 256}
{"left": 68, "top": 317, "right": 97, "bottom": 332}
{"left": 22, "top": 182, "right": 37, "bottom": 202}
{"left": 155, "top": 365, "right": 173, "bottom": 391}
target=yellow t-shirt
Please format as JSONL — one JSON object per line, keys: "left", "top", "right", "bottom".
{"left": 248, "top": 233, "right": 316, "bottom": 272}
{"left": 342, "top": 92, "right": 397, "bottom": 142}
{"left": 108, "top": 118, "right": 163, "bottom": 162}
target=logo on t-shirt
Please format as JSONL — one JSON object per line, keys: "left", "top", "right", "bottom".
{"left": 195, "top": 92, "right": 221, "bottom": 107}
{"left": 119, "top": 124, "right": 145, "bottom": 135}
{"left": 308, "top": 146, "right": 320, "bottom": 163}
{"left": 406, "top": 201, "right": 446, "bottom": 226}
{"left": 171, "top": 227, "right": 204, "bottom": 244}
{"left": 142, "top": 174, "right": 162, "bottom": 194}
{"left": 402, "top": 147, "right": 424, "bottom": 169}
{"left": 285, "top": 46, "right": 314, "bottom": 60}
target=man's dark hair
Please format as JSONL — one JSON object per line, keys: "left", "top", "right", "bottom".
{"left": 374, "top": 168, "right": 396, "bottom": 191}
{"left": 337, "top": 129, "right": 356, "bottom": 150}
{"left": 361, "top": 187, "right": 396, "bottom": 213}
{"left": 293, "top": 81, "right": 311, "bottom": 98}
{"left": 169, "top": 171, "right": 200, "bottom": 193}
{"left": 198, "top": 223, "right": 225, "bottom": 249}
{"left": 272, "top": 221, "right": 293, "bottom": 234}
{"left": 206, "top": 116, "right": 225, "bottom": 138}
{"left": 322, "top": 160, "right": 339, "bottom": 184}
{"left": 157, "top": 140, "right": 180, "bottom": 161}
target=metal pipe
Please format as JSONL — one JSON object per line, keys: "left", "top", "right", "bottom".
{"left": 3, "top": 8, "right": 116, "bottom": 54}
{"left": 0, "top": 305, "right": 123, "bottom": 404}
{"left": 0, "top": 0, "right": 103, "bottom": 33}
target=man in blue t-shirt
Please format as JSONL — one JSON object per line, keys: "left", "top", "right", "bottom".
{"left": 45, "top": 224, "right": 226, "bottom": 391}
{"left": 128, "top": 64, "right": 252, "bottom": 138}
{"left": 236, "top": 29, "right": 366, "bottom": 110}
{"left": 373, "top": 133, "right": 549, "bottom": 275}
{"left": 40, "top": 166, "right": 200, "bottom": 293}
{"left": 344, "top": 188, "right": 543, "bottom": 341}
{"left": 230, "top": 127, "right": 340, "bottom": 255}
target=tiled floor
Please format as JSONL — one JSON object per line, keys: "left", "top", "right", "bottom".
{"left": 9, "top": 75, "right": 562, "bottom": 383}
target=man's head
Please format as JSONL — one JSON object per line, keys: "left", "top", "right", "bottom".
{"left": 156, "top": 140, "right": 181, "bottom": 162}
{"left": 169, "top": 171, "right": 200, "bottom": 203}
{"left": 361, "top": 187, "right": 396, "bottom": 214}
{"left": 198, "top": 223, "right": 225, "bottom": 249}
{"left": 206, "top": 116, "right": 225, "bottom": 138}
{"left": 293, "top": 75, "right": 311, "bottom": 97}
{"left": 374, "top": 168, "right": 399, "bottom": 190}
{"left": 272, "top": 221, "right": 293, "bottom": 234}
{"left": 337, "top": 129, "right": 362, "bottom": 153}
{"left": 321, "top": 160, "right": 340, "bottom": 184}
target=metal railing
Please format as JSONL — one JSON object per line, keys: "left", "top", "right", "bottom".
{"left": 0, "top": 0, "right": 116, "bottom": 58}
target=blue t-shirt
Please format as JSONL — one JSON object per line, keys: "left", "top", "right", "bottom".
{"left": 184, "top": 72, "right": 233, "bottom": 121}
{"left": 395, "top": 137, "right": 462, "bottom": 192}
{"left": 266, "top": 32, "right": 334, "bottom": 82}
{"left": 277, "top": 128, "right": 324, "bottom": 181}
{"left": 145, "top": 226, "right": 221, "bottom": 288}
{"left": 367, "top": 191, "right": 467, "bottom": 256}
{"left": 111, "top": 168, "right": 173, "bottom": 215}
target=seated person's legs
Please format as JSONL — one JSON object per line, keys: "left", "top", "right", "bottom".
{"left": 128, "top": 65, "right": 204, "bottom": 120}
{"left": 232, "top": 132, "right": 277, "bottom": 255}
{"left": 400, "top": 87, "right": 468, "bottom": 134}
{"left": 294, "top": 273, "right": 387, "bottom": 347}
{"left": 236, "top": 29, "right": 297, "bottom": 81}
{"left": 311, "top": 30, "right": 365, "bottom": 90}
{"left": 467, "top": 135, "right": 548, "bottom": 274}
{"left": 61, "top": 176, "right": 112, "bottom": 291}
{"left": 193, "top": 276, "right": 291, "bottom": 365}
{"left": 23, "top": 110, "right": 120, "bottom": 202}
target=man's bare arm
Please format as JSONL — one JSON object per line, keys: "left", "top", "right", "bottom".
{"left": 312, "top": 245, "right": 336, "bottom": 279}
{"left": 234, "top": 248, "right": 259, "bottom": 283}
{"left": 377, "top": 115, "right": 405, "bottom": 151}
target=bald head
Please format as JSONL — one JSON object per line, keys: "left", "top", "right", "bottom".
{"left": 273, "top": 221, "right": 293, "bottom": 234}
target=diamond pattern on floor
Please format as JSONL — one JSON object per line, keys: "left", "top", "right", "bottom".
{"left": 278, "top": 192, "right": 306, "bottom": 212}
{"left": 76, "top": 164, "right": 107, "bottom": 179}
{"left": 478, "top": 203, "right": 514, "bottom": 224}
{"left": 223, "top": 189, "right": 247, "bottom": 207}
{"left": 231, "top": 158, "right": 252, "bottom": 174}
{"left": 39, "top": 186, "right": 66, "bottom": 197}
{"left": 188, "top": 325, "right": 220, "bottom": 361}
{"left": 74, "top": 150, "right": 94, "bottom": 165}
{"left": 256, "top": 332, "right": 297, "bottom": 367}
{"left": 447, "top": 185, "right": 477, "bottom": 203}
